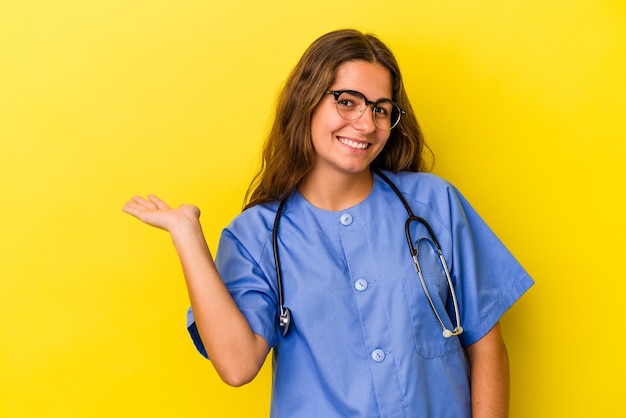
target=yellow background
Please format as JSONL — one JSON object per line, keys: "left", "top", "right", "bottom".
{"left": 1, "top": 0, "right": 624, "bottom": 416}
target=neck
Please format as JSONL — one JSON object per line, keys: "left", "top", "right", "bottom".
{"left": 298, "top": 169, "right": 374, "bottom": 211}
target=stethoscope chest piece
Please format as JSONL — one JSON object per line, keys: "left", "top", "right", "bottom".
{"left": 279, "top": 307, "right": 292, "bottom": 336}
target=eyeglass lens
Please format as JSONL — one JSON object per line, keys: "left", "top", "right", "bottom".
{"left": 334, "top": 91, "right": 402, "bottom": 130}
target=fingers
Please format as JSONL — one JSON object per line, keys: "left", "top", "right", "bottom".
{"left": 121, "top": 195, "right": 200, "bottom": 231}
{"left": 147, "top": 194, "right": 171, "bottom": 210}
{"left": 121, "top": 194, "right": 168, "bottom": 216}
{"left": 121, "top": 197, "right": 146, "bottom": 218}
{"left": 131, "top": 195, "right": 156, "bottom": 208}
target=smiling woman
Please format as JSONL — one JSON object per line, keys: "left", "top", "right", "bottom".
{"left": 123, "top": 29, "right": 533, "bottom": 417}
{"left": 4, "top": 1, "right": 623, "bottom": 416}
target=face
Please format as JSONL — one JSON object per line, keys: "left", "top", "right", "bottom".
{"left": 309, "top": 60, "right": 393, "bottom": 179}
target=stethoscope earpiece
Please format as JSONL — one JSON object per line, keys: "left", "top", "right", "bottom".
{"left": 442, "top": 327, "right": 463, "bottom": 339}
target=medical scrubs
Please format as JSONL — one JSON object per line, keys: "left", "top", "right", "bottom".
{"left": 187, "top": 170, "right": 534, "bottom": 417}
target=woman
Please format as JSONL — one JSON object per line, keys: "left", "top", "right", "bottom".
{"left": 123, "top": 29, "right": 533, "bottom": 417}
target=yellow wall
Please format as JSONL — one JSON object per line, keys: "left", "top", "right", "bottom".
{"left": 1, "top": 1, "right": 624, "bottom": 416}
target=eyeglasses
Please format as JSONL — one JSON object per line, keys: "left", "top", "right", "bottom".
{"left": 326, "top": 90, "right": 405, "bottom": 130}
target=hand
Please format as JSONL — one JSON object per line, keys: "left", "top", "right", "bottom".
{"left": 122, "top": 194, "right": 201, "bottom": 233}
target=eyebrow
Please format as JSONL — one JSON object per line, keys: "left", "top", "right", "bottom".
{"left": 333, "top": 89, "right": 393, "bottom": 103}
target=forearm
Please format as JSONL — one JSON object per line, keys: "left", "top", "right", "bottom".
{"left": 122, "top": 196, "right": 268, "bottom": 385}
{"left": 170, "top": 219, "right": 269, "bottom": 386}
{"left": 466, "top": 322, "right": 510, "bottom": 418}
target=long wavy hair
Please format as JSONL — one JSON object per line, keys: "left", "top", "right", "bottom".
{"left": 244, "top": 29, "right": 432, "bottom": 210}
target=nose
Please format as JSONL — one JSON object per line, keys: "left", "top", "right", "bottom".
{"left": 352, "top": 105, "right": 377, "bottom": 133}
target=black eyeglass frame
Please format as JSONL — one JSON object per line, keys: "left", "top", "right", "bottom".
{"left": 325, "top": 89, "right": 406, "bottom": 130}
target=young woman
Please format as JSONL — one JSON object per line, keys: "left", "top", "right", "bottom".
{"left": 123, "top": 29, "right": 533, "bottom": 417}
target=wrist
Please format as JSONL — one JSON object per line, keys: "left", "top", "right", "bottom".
{"left": 169, "top": 213, "right": 203, "bottom": 242}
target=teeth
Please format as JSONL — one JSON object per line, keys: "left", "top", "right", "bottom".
{"left": 339, "top": 137, "right": 369, "bottom": 149}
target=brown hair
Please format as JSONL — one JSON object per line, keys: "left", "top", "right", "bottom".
{"left": 244, "top": 29, "right": 432, "bottom": 210}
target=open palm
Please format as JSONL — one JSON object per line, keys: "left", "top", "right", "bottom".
{"left": 122, "top": 194, "right": 201, "bottom": 232}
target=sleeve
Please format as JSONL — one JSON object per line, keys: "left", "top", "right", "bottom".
{"left": 186, "top": 307, "right": 208, "bottom": 358}
{"left": 444, "top": 185, "right": 534, "bottom": 347}
{"left": 186, "top": 227, "right": 280, "bottom": 359}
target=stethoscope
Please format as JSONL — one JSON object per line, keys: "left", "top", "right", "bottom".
{"left": 272, "top": 169, "right": 463, "bottom": 339}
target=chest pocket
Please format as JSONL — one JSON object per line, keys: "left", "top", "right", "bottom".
{"left": 402, "top": 239, "right": 462, "bottom": 358}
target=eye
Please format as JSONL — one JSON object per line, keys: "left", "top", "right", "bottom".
{"left": 336, "top": 91, "right": 364, "bottom": 109}
{"left": 373, "top": 102, "right": 393, "bottom": 118}
{"left": 373, "top": 106, "right": 388, "bottom": 116}
{"left": 337, "top": 98, "right": 356, "bottom": 108}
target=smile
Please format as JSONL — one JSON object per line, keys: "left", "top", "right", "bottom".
{"left": 338, "top": 137, "right": 370, "bottom": 150}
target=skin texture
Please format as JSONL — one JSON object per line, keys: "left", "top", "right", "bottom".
{"left": 123, "top": 59, "right": 511, "bottom": 416}
{"left": 466, "top": 323, "right": 511, "bottom": 418}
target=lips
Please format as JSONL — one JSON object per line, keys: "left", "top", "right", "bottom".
{"left": 338, "top": 136, "right": 370, "bottom": 150}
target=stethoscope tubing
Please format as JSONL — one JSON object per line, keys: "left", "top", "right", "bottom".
{"left": 273, "top": 169, "right": 462, "bottom": 338}
{"left": 272, "top": 199, "right": 292, "bottom": 336}
{"left": 376, "top": 169, "right": 462, "bottom": 338}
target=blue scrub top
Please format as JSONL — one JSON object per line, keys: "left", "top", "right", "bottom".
{"left": 187, "top": 171, "right": 534, "bottom": 417}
